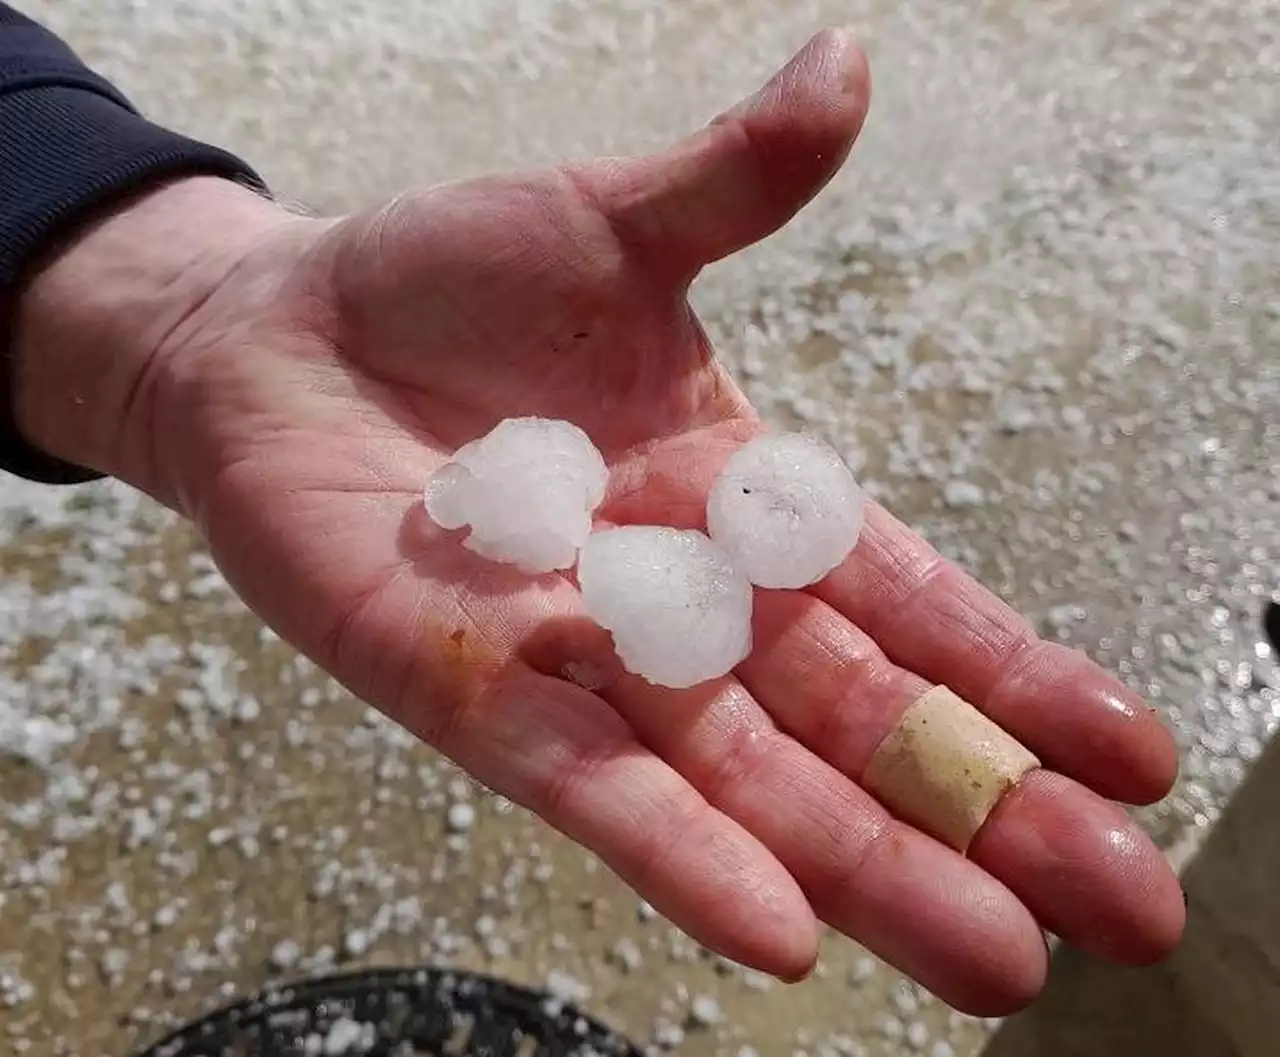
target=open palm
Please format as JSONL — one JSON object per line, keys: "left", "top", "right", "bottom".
{"left": 154, "top": 31, "right": 1184, "bottom": 1013}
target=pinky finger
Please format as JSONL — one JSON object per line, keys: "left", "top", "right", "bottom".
{"left": 426, "top": 668, "right": 820, "bottom": 980}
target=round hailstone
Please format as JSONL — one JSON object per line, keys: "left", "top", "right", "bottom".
{"left": 706, "top": 433, "right": 864, "bottom": 590}
{"left": 423, "top": 417, "right": 608, "bottom": 574}
{"left": 577, "top": 526, "right": 752, "bottom": 689}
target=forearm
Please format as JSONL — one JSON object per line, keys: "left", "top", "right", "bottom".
{"left": 0, "top": 4, "right": 271, "bottom": 490}
{"left": 11, "top": 176, "right": 291, "bottom": 503}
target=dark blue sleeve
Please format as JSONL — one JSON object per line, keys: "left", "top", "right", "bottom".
{"left": 0, "top": 3, "right": 267, "bottom": 484}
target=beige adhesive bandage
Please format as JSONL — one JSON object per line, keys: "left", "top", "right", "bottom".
{"left": 862, "top": 685, "right": 1040, "bottom": 853}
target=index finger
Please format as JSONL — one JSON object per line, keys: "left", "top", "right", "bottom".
{"left": 813, "top": 503, "right": 1179, "bottom": 805}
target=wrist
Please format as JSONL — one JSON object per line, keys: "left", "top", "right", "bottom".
{"left": 9, "top": 175, "right": 296, "bottom": 503}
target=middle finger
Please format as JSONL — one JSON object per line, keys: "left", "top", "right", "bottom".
{"left": 540, "top": 633, "right": 1053, "bottom": 1014}
{"left": 736, "top": 588, "right": 1185, "bottom": 964}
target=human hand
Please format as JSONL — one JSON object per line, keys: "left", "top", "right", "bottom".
{"left": 14, "top": 29, "right": 1184, "bottom": 1013}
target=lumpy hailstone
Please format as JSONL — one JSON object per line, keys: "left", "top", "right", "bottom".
{"left": 578, "top": 527, "right": 752, "bottom": 689}
{"left": 423, "top": 418, "right": 608, "bottom": 574}
{"left": 707, "top": 433, "right": 864, "bottom": 589}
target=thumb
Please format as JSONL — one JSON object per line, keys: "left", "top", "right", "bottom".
{"left": 579, "top": 28, "right": 870, "bottom": 280}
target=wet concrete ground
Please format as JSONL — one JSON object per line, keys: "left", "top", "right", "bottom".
{"left": 2, "top": 1, "right": 1277, "bottom": 1055}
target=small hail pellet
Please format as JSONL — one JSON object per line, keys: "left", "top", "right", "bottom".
{"left": 423, "top": 417, "right": 608, "bottom": 575}
{"left": 706, "top": 432, "right": 865, "bottom": 589}
{"left": 577, "top": 526, "right": 752, "bottom": 689}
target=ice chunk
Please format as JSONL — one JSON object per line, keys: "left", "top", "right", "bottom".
{"left": 706, "top": 433, "right": 864, "bottom": 589}
{"left": 578, "top": 526, "right": 752, "bottom": 689}
{"left": 423, "top": 417, "right": 608, "bottom": 574}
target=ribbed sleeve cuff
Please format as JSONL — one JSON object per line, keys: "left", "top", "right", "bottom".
{"left": 0, "top": 83, "right": 267, "bottom": 484}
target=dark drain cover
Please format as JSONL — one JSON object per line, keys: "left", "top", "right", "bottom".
{"left": 132, "top": 966, "right": 642, "bottom": 1057}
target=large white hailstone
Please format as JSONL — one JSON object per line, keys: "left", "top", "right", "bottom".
{"left": 578, "top": 526, "right": 753, "bottom": 689}
{"left": 706, "top": 433, "right": 864, "bottom": 590}
{"left": 423, "top": 417, "right": 608, "bottom": 574}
